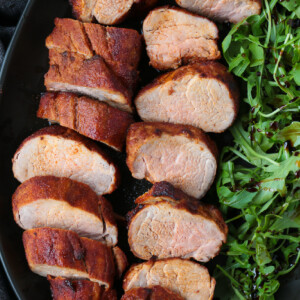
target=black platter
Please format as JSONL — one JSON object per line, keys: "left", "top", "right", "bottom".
{"left": 0, "top": 0, "right": 299, "bottom": 299}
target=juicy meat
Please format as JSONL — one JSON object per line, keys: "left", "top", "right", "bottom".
{"left": 126, "top": 122, "right": 218, "bottom": 199}
{"left": 143, "top": 7, "right": 220, "bottom": 70}
{"left": 135, "top": 62, "right": 239, "bottom": 133}
{"left": 48, "top": 276, "right": 117, "bottom": 300}
{"left": 70, "top": 0, "right": 158, "bottom": 25}
{"left": 12, "top": 125, "right": 119, "bottom": 195}
{"left": 37, "top": 92, "right": 134, "bottom": 151}
{"left": 123, "top": 259, "right": 215, "bottom": 300}
{"left": 23, "top": 228, "right": 115, "bottom": 288}
{"left": 12, "top": 176, "right": 118, "bottom": 245}
{"left": 175, "top": 0, "right": 262, "bottom": 23}
{"left": 121, "top": 286, "right": 184, "bottom": 300}
{"left": 128, "top": 182, "right": 227, "bottom": 262}
{"left": 45, "top": 18, "right": 142, "bottom": 112}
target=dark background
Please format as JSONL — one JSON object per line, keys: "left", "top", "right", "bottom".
{"left": 0, "top": 1, "right": 28, "bottom": 299}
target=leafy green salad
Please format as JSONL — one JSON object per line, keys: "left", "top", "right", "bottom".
{"left": 216, "top": 0, "right": 300, "bottom": 299}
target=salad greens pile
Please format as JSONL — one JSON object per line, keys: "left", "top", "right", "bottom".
{"left": 216, "top": 0, "right": 300, "bottom": 299}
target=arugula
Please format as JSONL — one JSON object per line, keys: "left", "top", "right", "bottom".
{"left": 216, "top": 0, "right": 300, "bottom": 299}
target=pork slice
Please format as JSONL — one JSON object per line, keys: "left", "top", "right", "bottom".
{"left": 45, "top": 18, "right": 142, "bottom": 112}
{"left": 70, "top": 0, "right": 158, "bottom": 25}
{"left": 113, "top": 246, "right": 128, "bottom": 278}
{"left": 121, "top": 286, "right": 184, "bottom": 300}
{"left": 45, "top": 50, "right": 133, "bottom": 113}
{"left": 143, "top": 7, "right": 220, "bottom": 70}
{"left": 128, "top": 182, "right": 227, "bottom": 262}
{"left": 23, "top": 228, "right": 115, "bottom": 288}
{"left": 176, "top": 0, "right": 262, "bottom": 23}
{"left": 135, "top": 62, "right": 239, "bottom": 133}
{"left": 126, "top": 122, "right": 218, "bottom": 199}
{"left": 12, "top": 176, "right": 118, "bottom": 245}
{"left": 37, "top": 92, "right": 134, "bottom": 151}
{"left": 48, "top": 276, "right": 117, "bottom": 300}
{"left": 123, "top": 259, "right": 215, "bottom": 300}
{"left": 12, "top": 125, "right": 119, "bottom": 195}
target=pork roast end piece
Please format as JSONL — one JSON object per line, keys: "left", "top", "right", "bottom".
{"left": 128, "top": 182, "right": 227, "bottom": 262}
{"left": 70, "top": 0, "right": 158, "bottom": 25}
{"left": 48, "top": 276, "right": 117, "bottom": 300}
{"left": 45, "top": 18, "right": 142, "bottom": 113}
{"left": 12, "top": 125, "right": 119, "bottom": 195}
{"left": 121, "top": 286, "right": 184, "bottom": 300}
{"left": 123, "top": 258, "right": 215, "bottom": 300}
{"left": 38, "top": 92, "right": 134, "bottom": 151}
{"left": 126, "top": 122, "right": 218, "bottom": 199}
{"left": 23, "top": 228, "right": 115, "bottom": 288}
{"left": 12, "top": 176, "right": 118, "bottom": 245}
{"left": 175, "top": 0, "right": 262, "bottom": 23}
{"left": 143, "top": 6, "right": 220, "bottom": 70}
{"left": 135, "top": 62, "right": 239, "bottom": 133}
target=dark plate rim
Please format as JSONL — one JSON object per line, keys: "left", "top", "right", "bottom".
{"left": 0, "top": 0, "right": 35, "bottom": 299}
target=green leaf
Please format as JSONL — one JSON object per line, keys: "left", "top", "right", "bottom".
{"left": 276, "top": 122, "right": 300, "bottom": 147}
{"left": 270, "top": 207, "right": 300, "bottom": 231}
{"left": 290, "top": 63, "right": 300, "bottom": 85}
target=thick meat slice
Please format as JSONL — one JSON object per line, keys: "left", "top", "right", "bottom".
{"left": 12, "top": 176, "right": 117, "bottom": 245}
{"left": 176, "top": 0, "right": 262, "bottom": 23}
{"left": 135, "top": 62, "right": 239, "bottom": 133}
{"left": 143, "top": 7, "right": 220, "bottom": 70}
{"left": 48, "top": 276, "right": 117, "bottom": 300}
{"left": 70, "top": 0, "right": 157, "bottom": 25}
{"left": 37, "top": 92, "right": 134, "bottom": 151}
{"left": 128, "top": 182, "right": 227, "bottom": 262}
{"left": 121, "top": 286, "right": 184, "bottom": 300}
{"left": 23, "top": 228, "right": 115, "bottom": 288}
{"left": 126, "top": 123, "right": 217, "bottom": 199}
{"left": 123, "top": 259, "right": 215, "bottom": 300}
{"left": 12, "top": 125, "right": 119, "bottom": 195}
{"left": 45, "top": 18, "right": 142, "bottom": 113}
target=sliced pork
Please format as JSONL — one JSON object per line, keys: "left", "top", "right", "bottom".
{"left": 12, "top": 176, "right": 118, "bottom": 245}
{"left": 122, "top": 286, "right": 184, "bottom": 300}
{"left": 143, "top": 7, "right": 220, "bottom": 70}
{"left": 135, "top": 62, "right": 239, "bottom": 133}
{"left": 12, "top": 125, "right": 119, "bottom": 195}
{"left": 126, "top": 122, "right": 218, "bottom": 199}
{"left": 113, "top": 246, "right": 129, "bottom": 278}
{"left": 45, "top": 18, "right": 142, "bottom": 112}
{"left": 128, "top": 182, "right": 227, "bottom": 262}
{"left": 175, "top": 0, "right": 262, "bottom": 23}
{"left": 123, "top": 259, "right": 215, "bottom": 300}
{"left": 48, "top": 276, "right": 117, "bottom": 300}
{"left": 70, "top": 0, "right": 157, "bottom": 25}
{"left": 23, "top": 228, "right": 115, "bottom": 288}
{"left": 37, "top": 92, "right": 134, "bottom": 151}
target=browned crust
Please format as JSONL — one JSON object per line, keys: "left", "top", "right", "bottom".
{"left": 113, "top": 246, "right": 128, "bottom": 278}
{"left": 126, "top": 122, "right": 218, "bottom": 175}
{"left": 37, "top": 92, "right": 134, "bottom": 151}
{"left": 80, "top": 237, "right": 115, "bottom": 285}
{"left": 44, "top": 50, "right": 133, "bottom": 112}
{"left": 45, "top": 18, "right": 141, "bottom": 93}
{"left": 136, "top": 61, "right": 239, "bottom": 130}
{"left": 128, "top": 182, "right": 228, "bottom": 242}
{"left": 12, "top": 176, "right": 100, "bottom": 225}
{"left": 68, "top": 0, "right": 95, "bottom": 23}
{"left": 48, "top": 276, "right": 118, "bottom": 300}
{"left": 13, "top": 125, "right": 120, "bottom": 194}
{"left": 121, "top": 286, "right": 184, "bottom": 300}
{"left": 23, "top": 228, "right": 115, "bottom": 288}
{"left": 99, "top": 196, "right": 117, "bottom": 231}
